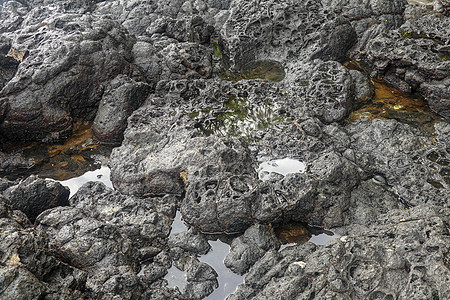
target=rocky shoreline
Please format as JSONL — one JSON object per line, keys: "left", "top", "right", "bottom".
{"left": 0, "top": 0, "right": 449, "bottom": 299}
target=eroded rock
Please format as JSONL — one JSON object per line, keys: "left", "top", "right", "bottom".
{"left": 230, "top": 205, "right": 450, "bottom": 300}
{"left": 3, "top": 175, "right": 69, "bottom": 223}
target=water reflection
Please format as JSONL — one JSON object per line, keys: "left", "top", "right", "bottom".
{"left": 276, "top": 222, "right": 340, "bottom": 250}
{"left": 309, "top": 232, "right": 340, "bottom": 245}
{"left": 165, "top": 212, "right": 244, "bottom": 299}
{"left": 257, "top": 158, "right": 306, "bottom": 181}
{"left": 202, "top": 240, "right": 244, "bottom": 300}
{"left": 165, "top": 265, "right": 187, "bottom": 291}
{"left": 58, "top": 165, "right": 113, "bottom": 198}
{"left": 344, "top": 61, "right": 443, "bottom": 134}
{"left": 2, "top": 120, "right": 112, "bottom": 181}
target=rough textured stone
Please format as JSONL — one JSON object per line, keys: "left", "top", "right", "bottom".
{"left": 283, "top": 60, "right": 354, "bottom": 123}
{"left": 224, "top": 224, "right": 280, "bottom": 275}
{"left": 360, "top": 6, "right": 450, "bottom": 119}
{"left": 36, "top": 181, "right": 180, "bottom": 299}
{"left": 229, "top": 206, "right": 450, "bottom": 300}
{"left": 350, "top": 69, "right": 375, "bottom": 103}
{"left": 0, "top": 1, "right": 135, "bottom": 143}
{"left": 168, "top": 229, "right": 211, "bottom": 255}
{"left": 0, "top": 151, "right": 35, "bottom": 177}
{"left": 347, "top": 118, "right": 450, "bottom": 207}
{"left": 1, "top": 0, "right": 449, "bottom": 299}
{"left": 92, "top": 75, "right": 151, "bottom": 145}
{"left": 3, "top": 175, "right": 69, "bottom": 223}
{"left": 220, "top": 0, "right": 356, "bottom": 73}
{"left": 0, "top": 196, "right": 87, "bottom": 300}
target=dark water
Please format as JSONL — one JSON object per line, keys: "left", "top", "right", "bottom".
{"left": 344, "top": 60, "right": 444, "bottom": 135}
{"left": 2, "top": 121, "right": 112, "bottom": 182}
{"left": 166, "top": 212, "right": 340, "bottom": 299}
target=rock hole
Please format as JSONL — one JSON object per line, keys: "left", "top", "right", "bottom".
{"left": 205, "top": 180, "right": 218, "bottom": 190}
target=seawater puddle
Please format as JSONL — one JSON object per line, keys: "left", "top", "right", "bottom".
{"left": 191, "top": 96, "right": 287, "bottom": 141}
{"left": 344, "top": 60, "right": 444, "bottom": 135}
{"left": 164, "top": 212, "right": 189, "bottom": 291}
{"left": 202, "top": 239, "right": 244, "bottom": 300}
{"left": 165, "top": 211, "right": 340, "bottom": 299}
{"left": 220, "top": 60, "right": 286, "bottom": 82}
{"left": 165, "top": 265, "right": 187, "bottom": 291}
{"left": 164, "top": 212, "right": 244, "bottom": 299}
{"left": 275, "top": 222, "right": 341, "bottom": 251}
{"left": 58, "top": 165, "right": 113, "bottom": 198}
{"left": 2, "top": 120, "right": 112, "bottom": 181}
{"left": 257, "top": 158, "right": 307, "bottom": 181}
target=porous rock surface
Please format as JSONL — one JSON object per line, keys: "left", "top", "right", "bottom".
{"left": 0, "top": 0, "right": 449, "bottom": 299}
{"left": 358, "top": 4, "right": 450, "bottom": 118}
{"left": 229, "top": 206, "right": 450, "bottom": 300}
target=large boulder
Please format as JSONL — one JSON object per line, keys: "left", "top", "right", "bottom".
{"left": 36, "top": 181, "right": 181, "bottom": 299}
{"left": 3, "top": 175, "right": 69, "bottom": 223}
{"left": 283, "top": 60, "right": 354, "bottom": 123}
{"left": 92, "top": 75, "right": 151, "bottom": 145}
{"left": 0, "top": 3, "right": 135, "bottom": 143}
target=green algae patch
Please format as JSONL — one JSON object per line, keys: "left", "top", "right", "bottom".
{"left": 211, "top": 41, "right": 222, "bottom": 59}
{"left": 400, "top": 30, "right": 446, "bottom": 45}
{"left": 427, "top": 179, "right": 444, "bottom": 189}
{"left": 220, "top": 60, "right": 286, "bottom": 82}
{"left": 189, "top": 96, "right": 287, "bottom": 140}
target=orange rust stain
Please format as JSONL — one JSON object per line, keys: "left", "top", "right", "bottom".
{"left": 47, "top": 121, "right": 96, "bottom": 157}
{"left": 348, "top": 79, "right": 440, "bottom": 133}
{"left": 7, "top": 120, "right": 108, "bottom": 181}
{"left": 274, "top": 222, "right": 312, "bottom": 245}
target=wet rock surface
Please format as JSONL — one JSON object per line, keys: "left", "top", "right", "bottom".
{"left": 0, "top": 0, "right": 449, "bottom": 299}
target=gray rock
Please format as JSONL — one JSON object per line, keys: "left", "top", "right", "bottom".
{"left": 3, "top": 175, "right": 69, "bottom": 223}
{"left": 168, "top": 229, "right": 211, "bottom": 255}
{"left": 283, "top": 60, "right": 354, "bottom": 123}
{"left": 321, "top": 0, "right": 407, "bottom": 53}
{"left": 0, "top": 151, "right": 35, "bottom": 177}
{"left": 0, "top": 37, "right": 19, "bottom": 90}
{"left": 184, "top": 261, "right": 218, "bottom": 299}
{"left": 347, "top": 118, "right": 450, "bottom": 206}
{"left": 92, "top": 75, "right": 151, "bottom": 145}
{"left": 0, "top": 3, "right": 135, "bottom": 143}
{"left": 361, "top": 7, "right": 450, "bottom": 119}
{"left": 434, "top": 0, "right": 450, "bottom": 15}
{"left": 162, "top": 42, "right": 213, "bottom": 80}
{"left": 230, "top": 205, "right": 450, "bottom": 300}
{"left": 350, "top": 69, "right": 375, "bottom": 103}
{"left": 69, "top": 181, "right": 177, "bottom": 248}
{"left": 0, "top": 197, "right": 87, "bottom": 300}
{"left": 224, "top": 224, "right": 280, "bottom": 275}
{"left": 219, "top": 0, "right": 356, "bottom": 73}
{"left": 33, "top": 181, "right": 181, "bottom": 299}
